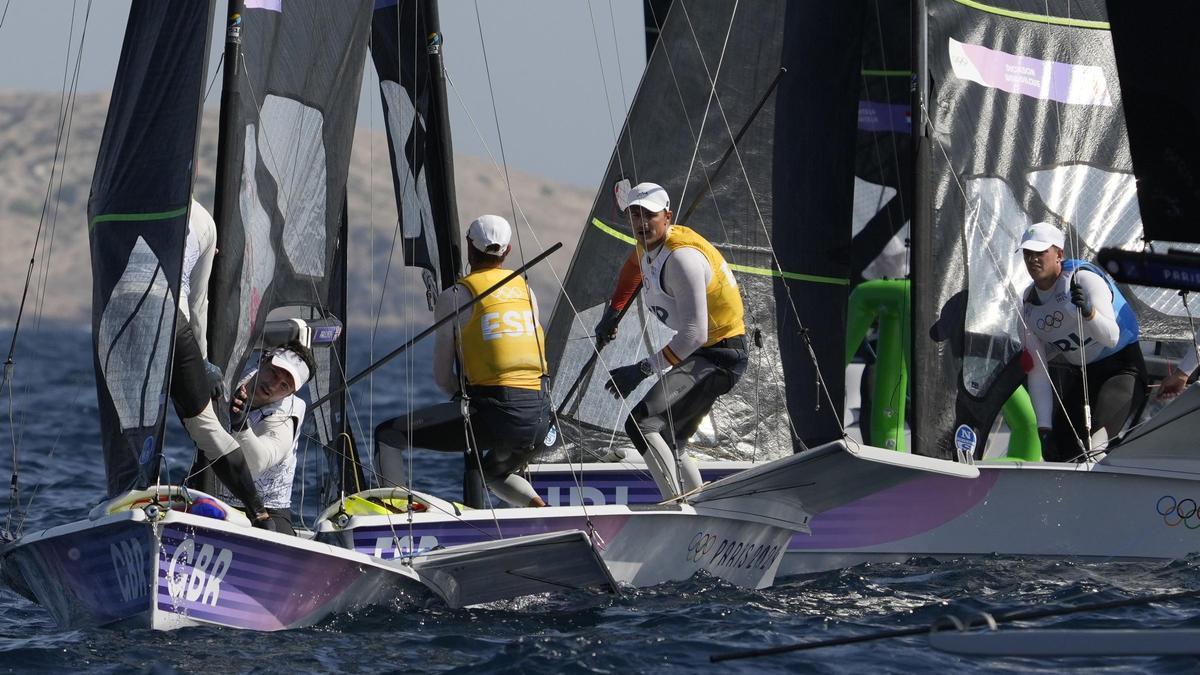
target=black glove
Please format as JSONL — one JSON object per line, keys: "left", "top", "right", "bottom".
{"left": 1070, "top": 282, "right": 1094, "bottom": 319}
{"left": 595, "top": 305, "right": 620, "bottom": 348}
{"left": 229, "top": 386, "right": 250, "bottom": 431}
{"left": 204, "top": 361, "right": 227, "bottom": 402}
{"left": 210, "top": 447, "right": 268, "bottom": 523}
{"left": 1037, "top": 428, "right": 1057, "bottom": 461}
{"left": 605, "top": 361, "right": 650, "bottom": 399}
{"left": 252, "top": 514, "right": 280, "bottom": 532}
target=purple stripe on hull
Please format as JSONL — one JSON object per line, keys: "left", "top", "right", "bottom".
{"left": 2, "top": 521, "right": 153, "bottom": 627}
{"left": 787, "top": 471, "right": 1000, "bottom": 549}
{"left": 530, "top": 466, "right": 1000, "bottom": 551}
{"left": 155, "top": 523, "right": 371, "bottom": 631}
{"left": 534, "top": 469, "right": 741, "bottom": 507}
{"left": 349, "top": 514, "right": 630, "bottom": 560}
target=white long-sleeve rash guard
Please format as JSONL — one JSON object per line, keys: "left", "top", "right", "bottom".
{"left": 1022, "top": 268, "right": 1121, "bottom": 427}
{"left": 643, "top": 245, "right": 711, "bottom": 366}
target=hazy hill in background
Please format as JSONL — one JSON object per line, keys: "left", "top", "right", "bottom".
{"left": 0, "top": 91, "right": 596, "bottom": 330}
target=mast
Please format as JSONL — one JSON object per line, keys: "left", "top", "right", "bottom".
{"left": 909, "top": 0, "right": 931, "bottom": 455}
{"left": 193, "top": 0, "right": 246, "bottom": 495}
{"left": 423, "top": 0, "right": 462, "bottom": 281}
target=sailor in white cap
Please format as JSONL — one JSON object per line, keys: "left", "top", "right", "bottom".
{"left": 218, "top": 340, "right": 317, "bottom": 534}
{"left": 594, "top": 182, "right": 748, "bottom": 500}
{"left": 374, "top": 215, "right": 553, "bottom": 509}
{"left": 1017, "top": 222, "right": 1144, "bottom": 461}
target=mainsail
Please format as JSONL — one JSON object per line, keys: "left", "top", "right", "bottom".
{"left": 208, "top": 0, "right": 373, "bottom": 497}
{"left": 88, "top": 0, "right": 214, "bottom": 497}
{"left": 544, "top": 1, "right": 863, "bottom": 459}
{"left": 913, "top": 0, "right": 1194, "bottom": 459}
{"left": 371, "top": 0, "right": 462, "bottom": 306}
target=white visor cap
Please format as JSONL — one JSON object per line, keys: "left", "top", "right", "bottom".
{"left": 1017, "top": 222, "right": 1066, "bottom": 252}
{"left": 270, "top": 348, "right": 310, "bottom": 390}
{"left": 626, "top": 182, "right": 671, "bottom": 213}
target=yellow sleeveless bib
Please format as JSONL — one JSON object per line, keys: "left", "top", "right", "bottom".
{"left": 639, "top": 225, "right": 745, "bottom": 347}
{"left": 458, "top": 268, "right": 546, "bottom": 390}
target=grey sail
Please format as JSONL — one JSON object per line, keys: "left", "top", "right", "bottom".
{"left": 543, "top": 1, "right": 864, "bottom": 460}
{"left": 370, "top": 0, "right": 462, "bottom": 307}
{"left": 912, "top": 0, "right": 1194, "bottom": 459}
{"left": 87, "top": 0, "right": 214, "bottom": 497}
{"left": 208, "top": 0, "right": 374, "bottom": 498}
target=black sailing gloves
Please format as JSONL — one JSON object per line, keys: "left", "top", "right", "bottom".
{"left": 204, "top": 361, "right": 227, "bottom": 403}
{"left": 606, "top": 360, "right": 651, "bottom": 399}
{"left": 1070, "top": 283, "right": 1095, "bottom": 319}
{"left": 595, "top": 305, "right": 621, "bottom": 349}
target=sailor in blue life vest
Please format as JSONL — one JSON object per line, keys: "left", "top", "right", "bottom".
{"left": 175, "top": 200, "right": 276, "bottom": 529}
{"left": 1018, "top": 222, "right": 1146, "bottom": 461}
{"left": 374, "top": 215, "right": 552, "bottom": 509}
{"left": 217, "top": 340, "right": 316, "bottom": 535}
{"left": 596, "top": 182, "right": 749, "bottom": 500}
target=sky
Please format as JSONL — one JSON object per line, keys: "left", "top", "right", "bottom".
{"left": 0, "top": 0, "right": 645, "bottom": 189}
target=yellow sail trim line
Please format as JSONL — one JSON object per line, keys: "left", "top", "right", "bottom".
{"left": 590, "top": 217, "right": 850, "bottom": 287}
{"left": 951, "top": 0, "right": 1110, "bottom": 30}
{"left": 89, "top": 205, "right": 190, "bottom": 231}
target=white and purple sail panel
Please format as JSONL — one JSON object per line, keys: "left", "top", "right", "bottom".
{"left": 87, "top": 0, "right": 215, "bottom": 496}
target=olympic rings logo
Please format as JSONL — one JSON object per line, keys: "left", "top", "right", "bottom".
{"left": 1036, "top": 311, "right": 1064, "bottom": 331}
{"left": 1156, "top": 496, "right": 1200, "bottom": 529}
{"left": 687, "top": 531, "right": 717, "bottom": 563}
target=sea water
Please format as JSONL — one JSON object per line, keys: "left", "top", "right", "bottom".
{"left": 0, "top": 327, "right": 1197, "bottom": 673}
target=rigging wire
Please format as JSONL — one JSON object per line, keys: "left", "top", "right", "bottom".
{"left": 671, "top": 1, "right": 849, "bottom": 434}
{"left": 5, "top": 0, "right": 93, "bottom": 535}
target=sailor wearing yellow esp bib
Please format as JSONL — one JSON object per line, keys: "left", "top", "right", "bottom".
{"left": 374, "top": 215, "right": 552, "bottom": 508}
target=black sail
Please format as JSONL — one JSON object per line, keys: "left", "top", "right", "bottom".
{"left": 209, "top": 0, "right": 373, "bottom": 497}
{"left": 853, "top": 0, "right": 913, "bottom": 285}
{"left": 913, "top": 0, "right": 1192, "bottom": 459}
{"left": 371, "top": 0, "right": 461, "bottom": 305}
{"left": 1107, "top": 1, "right": 1200, "bottom": 245}
{"left": 544, "top": 1, "right": 862, "bottom": 459}
{"left": 88, "top": 0, "right": 214, "bottom": 497}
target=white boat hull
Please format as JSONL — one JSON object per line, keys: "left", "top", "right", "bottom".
{"left": 1, "top": 509, "right": 429, "bottom": 631}
{"left": 317, "top": 443, "right": 971, "bottom": 588}
{"left": 317, "top": 503, "right": 792, "bottom": 589}
{"left": 526, "top": 458, "right": 1200, "bottom": 575}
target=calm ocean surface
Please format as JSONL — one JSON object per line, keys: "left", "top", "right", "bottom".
{"left": 0, "top": 327, "right": 1197, "bottom": 673}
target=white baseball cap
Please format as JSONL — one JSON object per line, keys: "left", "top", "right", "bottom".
{"left": 467, "top": 214, "right": 512, "bottom": 254}
{"left": 626, "top": 182, "right": 671, "bottom": 212}
{"left": 270, "top": 348, "right": 311, "bottom": 390}
{"left": 1016, "top": 222, "right": 1065, "bottom": 252}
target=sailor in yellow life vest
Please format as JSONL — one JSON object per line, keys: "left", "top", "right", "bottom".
{"left": 374, "top": 215, "right": 553, "bottom": 508}
{"left": 596, "top": 182, "right": 748, "bottom": 500}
